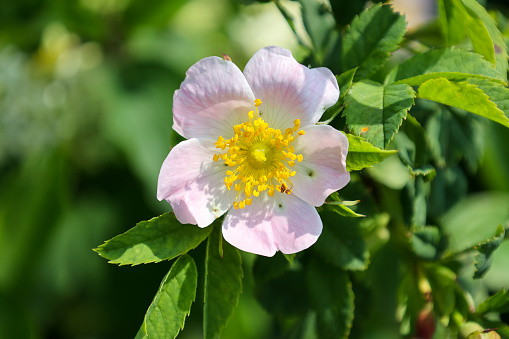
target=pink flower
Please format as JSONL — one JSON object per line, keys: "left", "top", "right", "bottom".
{"left": 157, "top": 46, "right": 350, "bottom": 257}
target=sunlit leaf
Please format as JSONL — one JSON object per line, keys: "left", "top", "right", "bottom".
{"left": 204, "top": 226, "right": 243, "bottom": 339}
{"left": 94, "top": 213, "right": 213, "bottom": 265}
{"left": 345, "top": 133, "right": 398, "bottom": 171}
{"left": 344, "top": 80, "right": 415, "bottom": 149}
{"left": 386, "top": 48, "right": 506, "bottom": 85}
{"left": 342, "top": 3, "right": 407, "bottom": 80}
{"left": 417, "top": 78, "right": 509, "bottom": 128}
{"left": 474, "top": 225, "right": 506, "bottom": 279}
{"left": 306, "top": 257, "right": 354, "bottom": 339}
{"left": 135, "top": 254, "right": 197, "bottom": 339}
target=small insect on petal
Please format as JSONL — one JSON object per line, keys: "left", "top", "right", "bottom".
{"left": 222, "top": 53, "right": 232, "bottom": 61}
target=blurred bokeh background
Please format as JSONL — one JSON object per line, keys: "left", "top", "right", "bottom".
{"left": 1, "top": 0, "right": 509, "bottom": 338}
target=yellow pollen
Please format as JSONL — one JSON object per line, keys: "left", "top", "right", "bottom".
{"left": 213, "top": 99, "right": 305, "bottom": 209}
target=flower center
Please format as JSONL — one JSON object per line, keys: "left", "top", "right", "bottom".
{"left": 213, "top": 99, "right": 305, "bottom": 210}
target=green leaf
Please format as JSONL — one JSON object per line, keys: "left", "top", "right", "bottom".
{"left": 342, "top": 4, "right": 407, "bottom": 80}
{"left": 466, "top": 78, "right": 509, "bottom": 118}
{"left": 94, "top": 213, "right": 213, "bottom": 265}
{"left": 329, "top": 0, "right": 368, "bottom": 27}
{"left": 345, "top": 133, "right": 398, "bottom": 171}
{"left": 297, "top": 0, "right": 335, "bottom": 56}
{"left": 440, "top": 192, "right": 509, "bottom": 255}
{"left": 328, "top": 204, "right": 365, "bottom": 218}
{"left": 204, "top": 225, "right": 243, "bottom": 339}
{"left": 417, "top": 78, "right": 509, "bottom": 128}
{"left": 253, "top": 253, "right": 291, "bottom": 284}
{"left": 411, "top": 226, "right": 441, "bottom": 260}
{"left": 306, "top": 258, "right": 354, "bottom": 339}
{"left": 344, "top": 80, "right": 416, "bottom": 149}
{"left": 459, "top": 0, "right": 508, "bottom": 80}
{"left": 477, "top": 288, "right": 509, "bottom": 314}
{"left": 314, "top": 207, "right": 369, "bottom": 270}
{"left": 135, "top": 254, "right": 197, "bottom": 339}
{"left": 437, "top": 0, "right": 468, "bottom": 44}
{"left": 473, "top": 225, "right": 506, "bottom": 279}
{"left": 385, "top": 48, "right": 506, "bottom": 85}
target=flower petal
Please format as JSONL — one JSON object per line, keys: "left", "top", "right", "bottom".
{"left": 222, "top": 193, "right": 322, "bottom": 256}
{"left": 157, "top": 138, "right": 236, "bottom": 227}
{"left": 291, "top": 125, "right": 350, "bottom": 206}
{"left": 243, "top": 46, "right": 339, "bottom": 130}
{"left": 173, "top": 56, "right": 255, "bottom": 140}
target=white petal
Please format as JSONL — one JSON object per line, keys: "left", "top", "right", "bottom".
{"left": 291, "top": 125, "right": 350, "bottom": 206}
{"left": 243, "top": 46, "right": 339, "bottom": 130}
{"left": 222, "top": 193, "right": 322, "bottom": 256}
{"left": 173, "top": 56, "right": 255, "bottom": 140}
{"left": 157, "top": 138, "right": 236, "bottom": 227}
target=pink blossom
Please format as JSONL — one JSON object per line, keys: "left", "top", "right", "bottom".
{"left": 157, "top": 46, "right": 350, "bottom": 257}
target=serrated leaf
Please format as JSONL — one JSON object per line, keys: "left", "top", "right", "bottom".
{"left": 204, "top": 225, "right": 243, "bottom": 339}
{"left": 342, "top": 3, "right": 407, "bottom": 80}
{"left": 477, "top": 288, "right": 509, "bottom": 314}
{"left": 345, "top": 133, "right": 398, "bottom": 171}
{"left": 473, "top": 225, "right": 505, "bottom": 279}
{"left": 320, "top": 68, "right": 357, "bottom": 125}
{"left": 306, "top": 258, "right": 354, "bottom": 339}
{"left": 314, "top": 208, "right": 369, "bottom": 270}
{"left": 466, "top": 78, "right": 509, "bottom": 118}
{"left": 344, "top": 80, "right": 415, "bottom": 149}
{"left": 329, "top": 0, "right": 368, "bottom": 27}
{"left": 386, "top": 48, "right": 506, "bottom": 85}
{"left": 135, "top": 254, "right": 197, "bottom": 339}
{"left": 94, "top": 213, "right": 213, "bottom": 265}
{"left": 417, "top": 78, "right": 509, "bottom": 128}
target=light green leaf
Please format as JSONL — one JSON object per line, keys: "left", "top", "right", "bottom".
{"left": 385, "top": 48, "right": 506, "bottom": 85}
{"left": 344, "top": 80, "right": 416, "bottom": 149}
{"left": 325, "top": 200, "right": 360, "bottom": 207}
{"left": 328, "top": 204, "right": 365, "bottom": 218}
{"left": 459, "top": 0, "right": 508, "bottom": 80}
{"left": 94, "top": 213, "right": 213, "bottom": 265}
{"left": 314, "top": 208, "right": 369, "bottom": 270}
{"left": 477, "top": 288, "right": 509, "bottom": 314}
{"left": 474, "top": 225, "right": 506, "bottom": 279}
{"left": 466, "top": 78, "right": 509, "bottom": 118}
{"left": 345, "top": 133, "right": 398, "bottom": 171}
{"left": 135, "top": 254, "right": 197, "bottom": 339}
{"left": 425, "top": 264, "right": 457, "bottom": 320}
{"left": 306, "top": 258, "right": 354, "bottom": 339}
{"left": 204, "top": 226, "right": 243, "bottom": 339}
{"left": 417, "top": 78, "right": 509, "bottom": 128}
{"left": 342, "top": 3, "right": 407, "bottom": 80}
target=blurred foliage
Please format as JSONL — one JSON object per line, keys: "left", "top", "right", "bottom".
{"left": 1, "top": 0, "right": 509, "bottom": 338}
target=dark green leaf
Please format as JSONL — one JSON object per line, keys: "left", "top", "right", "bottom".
{"left": 411, "top": 226, "right": 441, "bottom": 260}
{"left": 477, "top": 288, "right": 509, "bottom": 314}
{"left": 204, "top": 225, "right": 243, "bottom": 339}
{"left": 329, "top": 0, "right": 368, "bottom": 27}
{"left": 345, "top": 133, "right": 398, "bottom": 171}
{"left": 342, "top": 4, "right": 407, "bottom": 80}
{"left": 253, "top": 252, "right": 291, "bottom": 284}
{"left": 306, "top": 258, "right": 354, "bottom": 339}
{"left": 417, "top": 78, "right": 509, "bottom": 128}
{"left": 386, "top": 48, "right": 506, "bottom": 85}
{"left": 135, "top": 254, "right": 197, "bottom": 339}
{"left": 314, "top": 207, "right": 369, "bottom": 270}
{"left": 473, "top": 225, "right": 506, "bottom": 279}
{"left": 94, "top": 213, "right": 213, "bottom": 265}
{"left": 344, "top": 80, "right": 416, "bottom": 149}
